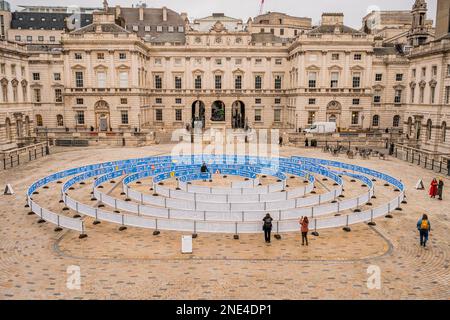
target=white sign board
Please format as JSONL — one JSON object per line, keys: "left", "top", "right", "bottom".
{"left": 181, "top": 235, "right": 193, "bottom": 254}
{"left": 4, "top": 184, "right": 14, "bottom": 195}
{"left": 415, "top": 179, "right": 425, "bottom": 190}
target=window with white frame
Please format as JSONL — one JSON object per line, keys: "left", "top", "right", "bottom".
{"left": 215, "top": 75, "right": 222, "bottom": 90}
{"left": 351, "top": 111, "right": 359, "bottom": 125}
{"left": 254, "top": 109, "right": 262, "bottom": 122}
{"left": 446, "top": 86, "right": 450, "bottom": 104}
{"left": 372, "top": 115, "right": 379, "bottom": 127}
{"left": 274, "top": 109, "right": 281, "bottom": 122}
{"left": 174, "top": 76, "right": 182, "bottom": 89}
{"left": 255, "top": 75, "right": 262, "bottom": 89}
{"left": 235, "top": 75, "right": 242, "bottom": 90}
{"left": 121, "top": 110, "right": 129, "bottom": 124}
{"left": 352, "top": 72, "right": 361, "bottom": 88}
{"left": 308, "top": 72, "right": 317, "bottom": 88}
{"left": 155, "top": 109, "right": 163, "bottom": 121}
{"left": 119, "top": 72, "right": 128, "bottom": 88}
{"left": 75, "top": 72, "right": 83, "bottom": 87}
{"left": 154, "top": 75, "right": 162, "bottom": 89}
{"left": 54, "top": 88, "right": 62, "bottom": 103}
{"left": 33, "top": 88, "right": 41, "bottom": 102}
{"left": 76, "top": 111, "right": 84, "bottom": 125}
{"left": 195, "top": 75, "right": 202, "bottom": 89}
{"left": 175, "top": 109, "right": 182, "bottom": 121}
{"left": 330, "top": 72, "right": 339, "bottom": 88}
{"left": 395, "top": 90, "right": 402, "bottom": 104}
{"left": 97, "top": 71, "right": 106, "bottom": 88}
{"left": 274, "top": 75, "right": 282, "bottom": 90}
{"left": 307, "top": 111, "right": 315, "bottom": 124}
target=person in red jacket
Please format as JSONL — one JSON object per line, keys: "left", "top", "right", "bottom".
{"left": 429, "top": 178, "right": 438, "bottom": 198}
{"left": 299, "top": 216, "right": 309, "bottom": 246}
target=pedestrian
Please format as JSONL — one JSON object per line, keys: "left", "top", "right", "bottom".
{"left": 437, "top": 178, "right": 444, "bottom": 200}
{"left": 279, "top": 136, "right": 283, "bottom": 147}
{"left": 299, "top": 216, "right": 309, "bottom": 246}
{"left": 417, "top": 214, "right": 431, "bottom": 247}
{"left": 200, "top": 162, "right": 209, "bottom": 182}
{"left": 305, "top": 138, "right": 309, "bottom": 147}
{"left": 262, "top": 213, "right": 273, "bottom": 243}
{"left": 429, "top": 178, "right": 438, "bottom": 198}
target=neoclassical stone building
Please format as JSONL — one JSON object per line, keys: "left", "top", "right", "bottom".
{"left": 0, "top": 0, "right": 449, "bottom": 155}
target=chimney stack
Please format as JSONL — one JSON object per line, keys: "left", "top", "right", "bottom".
{"left": 162, "top": 6, "right": 168, "bottom": 22}
{"left": 139, "top": 7, "right": 144, "bottom": 21}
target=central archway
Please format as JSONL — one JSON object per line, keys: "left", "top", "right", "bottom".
{"left": 231, "top": 101, "right": 245, "bottom": 129}
{"left": 191, "top": 100, "right": 206, "bottom": 129}
{"left": 211, "top": 100, "right": 225, "bottom": 122}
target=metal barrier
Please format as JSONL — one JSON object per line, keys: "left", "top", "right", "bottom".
{"left": 27, "top": 155, "right": 404, "bottom": 236}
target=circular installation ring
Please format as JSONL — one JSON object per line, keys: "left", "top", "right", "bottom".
{"left": 26, "top": 155, "right": 405, "bottom": 236}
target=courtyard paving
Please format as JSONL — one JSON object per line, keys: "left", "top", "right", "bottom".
{"left": 0, "top": 144, "right": 448, "bottom": 299}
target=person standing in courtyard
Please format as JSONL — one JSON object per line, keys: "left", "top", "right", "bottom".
{"left": 200, "top": 162, "right": 209, "bottom": 182}
{"left": 305, "top": 138, "right": 309, "bottom": 147}
{"left": 262, "top": 213, "right": 273, "bottom": 244}
{"left": 429, "top": 178, "right": 438, "bottom": 198}
{"left": 437, "top": 178, "right": 444, "bottom": 200}
{"left": 417, "top": 214, "right": 431, "bottom": 247}
{"left": 299, "top": 216, "right": 309, "bottom": 246}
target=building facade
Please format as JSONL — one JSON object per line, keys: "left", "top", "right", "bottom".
{"left": 0, "top": 0, "right": 449, "bottom": 155}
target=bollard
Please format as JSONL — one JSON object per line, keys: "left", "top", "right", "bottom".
{"left": 192, "top": 221, "right": 198, "bottom": 238}
{"left": 37, "top": 208, "right": 45, "bottom": 224}
{"left": 274, "top": 221, "right": 281, "bottom": 240}
{"left": 54, "top": 215, "right": 63, "bottom": 232}
{"left": 93, "top": 208, "right": 101, "bottom": 225}
{"left": 312, "top": 218, "right": 319, "bottom": 236}
{"left": 233, "top": 222, "right": 239, "bottom": 240}
{"left": 342, "top": 215, "right": 351, "bottom": 232}
{"left": 153, "top": 219, "right": 160, "bottom": 235}
{"left": 79, "top": 223, "right": 88, "bottom": 239}
{"left": 368, "top": 209, "right": 377, "bottom": 226}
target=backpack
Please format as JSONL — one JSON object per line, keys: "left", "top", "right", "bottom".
{"left": 263, "top": 217, "right": 272, "bottom": 229}
{"left": 420, "top": 219, "right": 429, "bottom": 230}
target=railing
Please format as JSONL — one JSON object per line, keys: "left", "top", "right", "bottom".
{"left": 394, "top": 144, "right": 450, "bottom": 176}
{"left": 0, "top": 142, "right": 49, "bottom": 170}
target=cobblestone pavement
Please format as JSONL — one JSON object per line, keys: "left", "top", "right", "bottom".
{"left": 0, "top": 144, "right": 448, "bottom": 299}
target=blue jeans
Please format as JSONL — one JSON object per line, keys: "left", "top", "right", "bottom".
{"left": 419, "top": 230, "right": 429, "bottom": 246}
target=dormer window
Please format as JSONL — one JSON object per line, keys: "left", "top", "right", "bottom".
{"left": 157, "top": 26, "right": 163, "bottom": 32}
{"left": 145, "top": 26, "right": 151, "bottom": 32}
{"left": 178, "top": 26, "right": 184, "bottom": 32}
{"left": 168, "top": 26, "right": 174, "bottom": 32}
{"left": 132, "top": 25, "right": 139, "bottom": 32}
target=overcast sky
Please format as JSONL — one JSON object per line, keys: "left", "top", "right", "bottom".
{"left": 9, "top": 0, "right": 438, "bottom": 28}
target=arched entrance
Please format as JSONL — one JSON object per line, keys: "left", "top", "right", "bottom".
{"left": 191, "top": 100, "right": 205, "bottom": 129}
{"left": 326, "top": 101, "right": 342, "bottom": 128}
{"left": 211, "top": 100, "right": 225, "bottom": 122}
{"left": 231, "top": 100, "right": 245, "bottom": 129}
{"left": 94, "top": 100, "right": 110, "bottom": 131}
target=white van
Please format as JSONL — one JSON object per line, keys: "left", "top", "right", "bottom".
{"left": 304, "top": 122, "right": 337, "bottom": 134}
